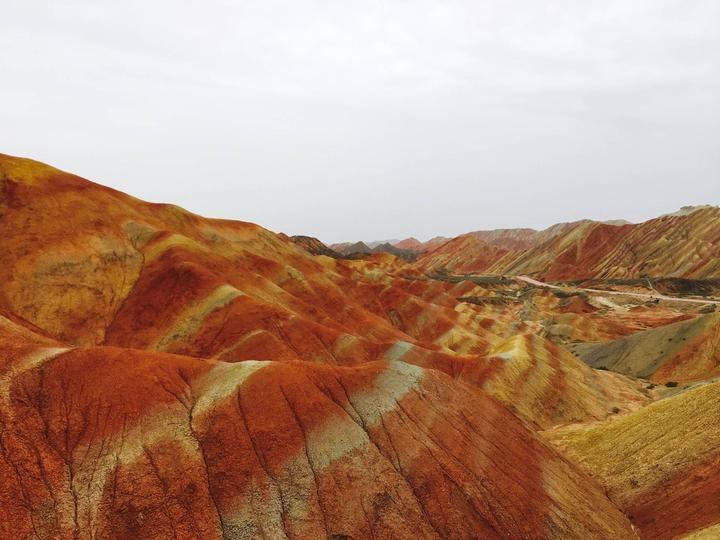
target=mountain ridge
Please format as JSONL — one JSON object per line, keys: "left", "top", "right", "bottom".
{"left": 328, "top": 205, "right": 718, "bottom": 281}
{"left": 1, "top": 152, "right": 718, "bottom": 538}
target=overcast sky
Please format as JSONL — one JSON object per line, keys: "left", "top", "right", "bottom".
{"left": 1, "top": 1, "right": 718, "bottom": 243}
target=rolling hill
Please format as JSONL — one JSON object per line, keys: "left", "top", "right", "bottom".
{"left": 546, "top": 381, "right": 720, "bottom": 539}
{"left": 411, "top": 209, "right": 720, "bottom": 280}
{"left": 1, "top": 152, "right": 718, "bottom": 538}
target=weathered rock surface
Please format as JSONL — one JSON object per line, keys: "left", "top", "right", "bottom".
{"left": 414, "top": 210, "right": 720, "bottom": 280}
{"left": 2, "top": 152, "right": 718, "bottom": 538}
{"left": 546, "top": 381, "right": 720, "bottom": 540}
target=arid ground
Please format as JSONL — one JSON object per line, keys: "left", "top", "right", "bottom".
{"left": 1, "top": 153, "right": 719, "bottom": 539}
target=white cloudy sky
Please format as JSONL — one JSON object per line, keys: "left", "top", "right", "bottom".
{"left": 1, "top": 1, "right": 718, "bottom": 242}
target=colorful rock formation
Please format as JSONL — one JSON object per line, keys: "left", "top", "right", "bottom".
{"left": 1, "top": 152, "right": 718, "bottom": 538}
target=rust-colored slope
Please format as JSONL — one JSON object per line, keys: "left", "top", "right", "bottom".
{"left": 414, "top": 235, "right": 509, "bottom": 274}
{"left": 546, "top": 381, "right": 720, "bottom": 539}
{"left": 416, "top": 209, "right": 720, "bottom": 280}
{"left": 0, "top": 331, "right": 637, "bottom": 538}
{"left": 591, "top": 208, "right": 720, "bottom": 279}
{"left": 574, "top": 313, "right": 720, "bottom": 383}
{"left": 466, "top": 228, "right": 539, "bottom": 250}
{"left": 105, "top": 237, "right": 650, "bottom": 433}
{"left": 540, "top": 223, "right": 635, "bottom": 281}
{"left": 394, "top": 237, "right": 424, "bottom": 251}
{"left": 413, "top": 221, "right": 581, "bottom": 277}
{"left": 288, "top": 235, "right": 341, "bottom": 258}
{"left": 490, "top": 222, "right": 634, "bottom": 280}
{"left": 0, "top": 153, "right": 297, "bottom": 347}
{"left": 0, "top": 154, "right": 401, "bottom": 358}
{"left": 5, "top": 152, "right": 715, "bottom": 537}
{"left": 422, "top": 236, "right": 451, "bottom": 252}
{"left": 0, "top": 157, "right": 535, "bottom": 373}
{"left": 480, "top": 334, "right": 650, "bottom": 429}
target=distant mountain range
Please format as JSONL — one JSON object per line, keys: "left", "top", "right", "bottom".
{"left": 325, "top": 205, "right": 719, "bottom": 280}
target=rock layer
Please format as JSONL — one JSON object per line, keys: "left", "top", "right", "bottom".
{"left": 414, "top": 210, "right": 720, "bottom": 280}
{"left": 546, "top": 381, "right": 720, "bottom": 540}
{"left": 2, "top": 152, "right": 718, "bottom": 538}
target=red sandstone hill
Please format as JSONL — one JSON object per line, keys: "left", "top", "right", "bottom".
{"left": 465, "top": 228, "right": 539, "bottom": 250}
{"left": 0, "top": 152, "right": 645, "bottom": 538}
{"left": 414, "top": 210, "right": 720, "bottom": 280}
{"left": 413, "top": 235, "right": 509, "bottom": 274}
{"left": 394, "top": 237, "right": 424, "bottom": 251}
{"left": 2, "top": 152, "right": 719, "bottom": 538}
